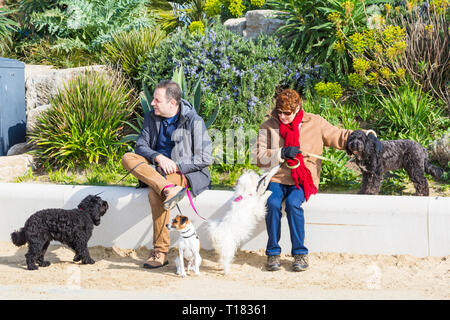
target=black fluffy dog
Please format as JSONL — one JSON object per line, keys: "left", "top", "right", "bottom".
{"left": 345, "top": 130, "right": 444, "bottom": 196}
{"left": 11, "top": 194, "right": 109, "bottom": 270}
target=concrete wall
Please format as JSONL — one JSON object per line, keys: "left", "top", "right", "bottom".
{"left": 0, "top": 183, "right": 449, "bottom": 257}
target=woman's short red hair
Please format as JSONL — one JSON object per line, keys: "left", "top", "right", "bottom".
{"left": 274, "top": 89, "right": 302, "bottom": 116}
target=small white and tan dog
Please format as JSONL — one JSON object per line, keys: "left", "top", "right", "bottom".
{"left": 166, "top": 215, "right": 202, "bottom": 277}
{"left": 208, "top": 165, "right": 280, "bottom": 275}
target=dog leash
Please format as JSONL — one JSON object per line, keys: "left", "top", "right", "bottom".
{"left": 178, "top": 172, "right": 207, "bottom": 221}
{"left": 119, "top": 161, "right": 207, "bottom": 221}
{"left": 285, "top": 150, "right": 337, "bottom": 169}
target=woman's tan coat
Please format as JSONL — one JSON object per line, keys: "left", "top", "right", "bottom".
{"left": 254, "top": 112, "right": 353, "bottom": 189}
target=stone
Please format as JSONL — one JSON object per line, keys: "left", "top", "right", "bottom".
{"left": 6, "top": 142, "right": 33, "bottom": 156}
{"left": 26, "top": 104, "right": 52, "bottom": 133}
{"left": 25, "top": 64, "right": 106, "bottom": 114}
{"left": 0, "top": 154, "right": 34, "bottom": 181}
{"left": 224, "top": 18, "right": 246, "bottom": 36}
{"left": 223, "top": 10, "right": 285, "bottom": 39}
{"left": 244, "top": 10, "right": 285, "bottom": 39}
{"left": 428, "top": 132, "right": 450, "bottom": 167}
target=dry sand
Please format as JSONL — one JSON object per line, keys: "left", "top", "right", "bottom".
{"left": 0, "top": 241, "right": 449, "bottom": 300}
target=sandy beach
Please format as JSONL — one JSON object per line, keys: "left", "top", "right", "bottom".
{"left": 0, "top": 241, "right": 448, "bottom": 300}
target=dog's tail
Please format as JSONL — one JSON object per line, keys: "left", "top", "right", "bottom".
{"left": 11, "top": 228, "right": 27, "bottom": 246}
{"left": 424, "top": 160, "right": 444, "bottom": 180}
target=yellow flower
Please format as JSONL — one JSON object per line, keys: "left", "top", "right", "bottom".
{"left": 205, "top": 0, "right": 222, "bottom": 16}
{"left": 431, "top": 0, "right": 449, "bottom": 15}
{"left": 367, "top": 72, "right": 378, "bottom": 85}
{"left": 348, "top": 73, "right": 365, "bottom": 89}
{"left": 384, "top": 4, "right": 392, "bottom": 13}
{"left": 229, "top": 0, "right": 246, "bottom": 17}
{"left": 385, "top": 47, "right": 397, "bottom": 60}
{"left": 314, "top": 82, "right": 343, "bottom": 100}
{"left": 349, "top": 32, "right": 366, "bottom": 53}
{"left": 382, "top": 25, "right": 405, "bottom": 44}
{"left": 188, "top": 21, "right": 205, "bottom": 35}
{"left": 332, "top": 40, "right": 346, "bottom": 54}
{"left": 374, "top": 43, "right": 383, "bottom": 56}
{"left": 395, "top": 68, "right": 406, "bottom": 79}
{"left": 342, "top": 1, "right": 354, "bottom": 17}
{"left": 250, "top": 0, "right": 265, "bottom": 7}
{"left": 328, "top": 12, "right": 341, "bottom": 23}
{"left": 380, "top": 67, "right": 392, "bottom": 79}
{"left": 353, "top": 58, "right": 371, "bottom": 75}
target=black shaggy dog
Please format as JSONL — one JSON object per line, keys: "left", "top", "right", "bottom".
{"left": 11, "top": 194, "right": 109, "bottom": 270}
{"left": 346, "top": 130, "right": 444, "bottom": 196}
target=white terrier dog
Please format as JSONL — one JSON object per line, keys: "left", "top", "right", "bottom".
{"left": 208, "top": 165, "right": 280, "bottom": 275}
{"left": 166, "top": 215, "right": 202, "bottom": 277}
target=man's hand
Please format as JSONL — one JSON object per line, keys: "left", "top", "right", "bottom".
{"left": 155, "top": 154, "right": 179, "bottom": 175}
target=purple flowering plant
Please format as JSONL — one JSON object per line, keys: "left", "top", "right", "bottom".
{"left": 139, "top": 22, "right": 321, "bottom": 132}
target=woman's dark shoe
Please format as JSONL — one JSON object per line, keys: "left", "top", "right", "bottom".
{"left": 266, "top": 255, "right": 281, "bottom": 271}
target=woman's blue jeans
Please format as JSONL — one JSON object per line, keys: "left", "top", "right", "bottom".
{"left": 265, "top": 182, "right": 308, "bottom": 256}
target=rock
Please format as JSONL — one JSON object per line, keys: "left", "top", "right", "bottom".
{"left": 0, "top": 154, "right": 34, "bottom": 181}
{"left": 224, "top": 10, "right": 285, "bottom": 39}
{"left": 25, "top": 64, "right": 106, "bottom": 114}
{"left": 244, "top": 10, "right": 285, "bottom": 39}
{"left": 428, "top": 133, "right": 450, "bottom": 167}
{"left": 224, "top": 18, "right": 246, "bottom": 36}
{"left": 6, "top": 142, "right": 33, "bottom": 156}
{"left": 26, "top": 104, "right": 52, "bottom": 133}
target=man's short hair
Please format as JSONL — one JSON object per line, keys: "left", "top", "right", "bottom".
{"left": 156, "top": 80, "right": 182, "bottom": 106}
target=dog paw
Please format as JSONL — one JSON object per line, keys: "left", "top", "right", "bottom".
{"left": 38, "top": 261, "right": 51, "bottom": 267}
{"left": 82, "top": 258, "right": 95, "bottom": 264}
{"left": 27, "top": 264, "right": 38, "bottom": 271}
{"left": 73, "top": 255, "right": 81, "bottom": 262}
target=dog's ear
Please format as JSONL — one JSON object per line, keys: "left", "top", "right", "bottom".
{"left": 345, "top": 131, "right": 356, "bottom": 155}
{"left": 180, "top": 216, "right": 189, "bottom": 225}
{"left": 367, "top": 132, "right": 383, "bottom": 155}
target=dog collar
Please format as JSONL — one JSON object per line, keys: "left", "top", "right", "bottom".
{"left": 181, "top": 227, "right": 198, "bottom": 239}
{"left": 233, "top": 194, "right": 253, "bottom": 202}
{"left": 182, "top": 232, "right": 199, "bottom": 239}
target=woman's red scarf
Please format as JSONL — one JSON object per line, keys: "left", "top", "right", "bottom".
{"left": 279, "top": 109, "right": 318, "bottom": 201}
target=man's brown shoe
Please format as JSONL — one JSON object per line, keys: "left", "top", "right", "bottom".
{"left": 143, "top": 250, "right": 168, "bottom": 269}
{"left": 162, "top": 185, "right": 186, "bottom": 210}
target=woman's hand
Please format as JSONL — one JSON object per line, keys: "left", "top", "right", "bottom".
{"left": 281, "top": 146, "right": 301, "bottom": 160}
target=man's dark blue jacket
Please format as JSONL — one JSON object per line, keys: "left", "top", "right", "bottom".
{"left": 135, "top": 99, "right": 213, "bottom": 197}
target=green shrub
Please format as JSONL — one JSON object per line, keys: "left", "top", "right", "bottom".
{"left": 266, "top": 0, "right": 377, "bottom": 79}
{"left": 319, "top": 148, "right": 360, "bottom": 190}
{"left": 102, "top": 26, "right": 167, "bottom": 82}
{"left": 346, "top": 1, "right": 449, "bottom": 106}
{"left": 139, "top": 22, "right": 321, "bottom": 132}
{"left": 8, "top": 0, "right": 155, "bottom": 66}
{"left": 0, "top": 7, "right": 18, "bottom": 54}
{"left": 29, "top": 69, "right": 138, "bottom": 169}
{"left": 375, "top": 84, "right": 448, "bottom": 146}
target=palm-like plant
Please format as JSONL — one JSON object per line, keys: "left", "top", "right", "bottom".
{"left": 266, "top": 0, "right": 382, "bottom": 78}
{"left": 120, "top": 67, "right": 219, "bottom": 145}
{"left": 171, "top": 66, "right": 219, "bottom": 129}
{"left": 0, "top": 7, "right": 18, "bottom": 54}
{"left": 102, "top": 26, "right": 167, "bottom": 81}
{"left": 30, "top": 69, "right": 138, "bottom": 169}
{"left": 0, "top": 6, "right": 19, "bottom": 38}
